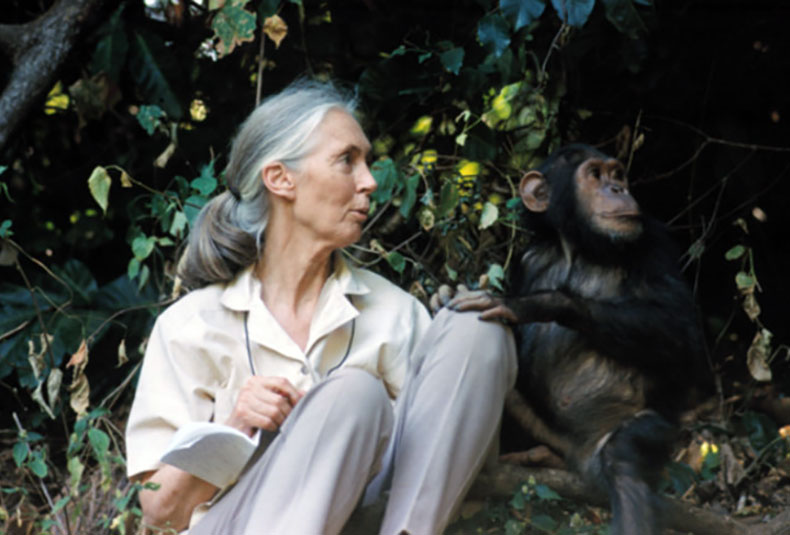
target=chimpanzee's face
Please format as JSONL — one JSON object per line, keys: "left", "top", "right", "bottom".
{"left": 574, "top": 157, "right": 643, "bottom": 243}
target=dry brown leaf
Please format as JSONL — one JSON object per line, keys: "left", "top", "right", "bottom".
{"left": 742, "top": 292, "right": 761, "bottom": 321}
{"left": 68, "top": 340, "right": 88, "bottom": 370}
{"left": 263, "top": 15, "right": 288, "bottom": 49}
{"left": 120, "top": 170, "right": 133, "bottom": 188}
{"left": 68, "top": 340, "right": 90, "bottom": 415}
{"left": 746, "top": 329, "right": 773, "bottom": 383}
{"left": 0, "top": 239, "right": 18, "bottom": 266}
{"left": 154, "top": 141, "right": 177, "bottom": 168}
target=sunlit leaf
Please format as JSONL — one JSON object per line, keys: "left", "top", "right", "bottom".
{"left": 44, "top": 81, "right": 69, "bottom": 115}
{"left": 500, "top": 0, "right": 546, "bottom": 31}
{"left": 213, "top": 2, "right": 257, "bottom": 57}
{"left": 67, "top": 455, "right": 84, "bottom": 496}
{"left": 487, "top": 263, "right": 505, "bottom": 291}
{"left": 410, "top": 116, "right": 433, "bottom": 136}
{"left": 87, "top": 166, "right": 111, "bottom": 215}
{"left": 263, "top": 14, "right": 288, "bottom": 48}
{"left": 131, "top": 235, "right": 156, "bottom": 261}
{"left": 29, "top": 454, "right": 48, "bottom": 478}
{"left": 550, "top": 0, "right": 595, "bottom": 27}
{"left": 479, "top": 202, "right": 499, "bottom": 229}
{"left": 735, "top": 271, "right": 755, "bottom": 291}
{"left": 191, "top": 165, "right": 218, "bottom": 196}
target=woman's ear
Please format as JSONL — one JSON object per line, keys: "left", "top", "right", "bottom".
{"left": 261, "top": 162, "right": 296, "bottom": 200}
{"left": 519, "top": 170, "right": 550, "bottom": 213}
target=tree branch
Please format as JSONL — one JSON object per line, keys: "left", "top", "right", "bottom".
{"left": 0, "top": 0, "right": 107, "bottom": 150}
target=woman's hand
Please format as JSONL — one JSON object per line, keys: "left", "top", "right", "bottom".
{"left": 225, "top": 376, "right": 304, "bottom": 436}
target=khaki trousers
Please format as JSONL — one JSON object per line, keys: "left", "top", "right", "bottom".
{"left": 190, "top": 308, "right": 517, "bottom": 535}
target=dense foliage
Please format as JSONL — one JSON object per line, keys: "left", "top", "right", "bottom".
{"left": 1, "top": 0, "right": 789, "bottom": 532}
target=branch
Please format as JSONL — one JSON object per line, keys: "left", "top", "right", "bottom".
{"left": 0, "top": 0, "right": 107, "bottom": 149}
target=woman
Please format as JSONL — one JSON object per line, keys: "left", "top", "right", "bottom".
{"left": 125, "top": 79, "right": 516, "bottom": 535}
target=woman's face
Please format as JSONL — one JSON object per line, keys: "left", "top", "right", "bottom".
{"left": 290, "top": 109, "right": 377, "bottom": 249}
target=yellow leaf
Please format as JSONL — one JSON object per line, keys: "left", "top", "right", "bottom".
{"left": 263, "top": 14, "right": 288, "bottom": 49}
{"left": 120, "top": 170, "right": 133, "bottom": 188}
{"left": 44, "top": 81, "right": 69, "bottom": 115}
{"left": 189, "top": 99, "right": 208, "bottom": 122}
{"left": 410, "top": 115, "right": 433, "bottom": 136}
{"left": 457, "top": 159, "right": 480, "bottom": 178}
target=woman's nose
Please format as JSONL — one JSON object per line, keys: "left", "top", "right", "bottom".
{"left": 358, "top": 163, "right": 378, "bottom": 194}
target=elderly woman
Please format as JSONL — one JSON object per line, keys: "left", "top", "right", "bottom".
{"left": 125, "top": 80, "right": 516, "bottom": 535}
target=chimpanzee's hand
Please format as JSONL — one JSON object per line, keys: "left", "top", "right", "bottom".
{"left": 428, "top": 283, "right": 470, "bottom": 315}
{"left": 447, "top": 290, "right": 520, "bottom": 323}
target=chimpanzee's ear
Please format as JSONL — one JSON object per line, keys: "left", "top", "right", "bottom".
{"left": 520, "top": 170, "right": 550, "bottom": 213}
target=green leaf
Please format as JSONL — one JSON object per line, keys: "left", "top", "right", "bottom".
{"left": 29, "top": 453, "right": 48, "bottom": 478}
{"left": 12, "top": 441, "right": 28, "bottom": 467}
{"left": 129, "top": 31, "right": 182, "bottom": 118}
{"left": 386, "top": 251, "right": 406, "bottom": 274}
{"left": 370, "top": 158, "right": 400, "bottom": 203}
{"left": 601, "top": 0, "right": 647, "bottom": 37}
{"left": 213, "top": 3, "right": 257, "bottom": 57}
{"left": 486, "top": 263, "right": 506, "bottom": 291}
{"left": 90, "top": 5, "right": 129, "bottom": 81}
{"left": 191, "top": 164, "right": 218, "bottom": 196}
{"left": 735, "top": 271, "right": 755, "bottom": 290}
{"left": 400, "top": 174, "right": 420, "bottom": 218}
{"left": 127, "top": 257, "right": 140, "bottom": 280}
{"left": 169, "top": 211, "right": 189, "bottom": 237}
{"left": 87, "top": 166, "right": 111, "bottom": 215}
{"left": 0, "top": 164, "right": 6, "bottom": 175}
{"left": 534, "top": 483, "right": 561, "bottom": 501}
{"left": 184, "top": 195, "right": 209, "bottom": 226}
{"left": 504, "top": 518, "right": 524, "bottom": 535}
{"left": 257, "top": 0, "right": 280, "bottom": 18}
{"left": 531, "top": 514, "right": 558, "bottom": 530}
{"left": 479, "top": 202, "right": 499, "bottom": 229}
{"left": 550, "top": 0, "right": 595, "bottom": 27}
{"left": 509, "top": 488, "right": 526, "bottom": 510}
{"left": 136, "top": 104, "right": 165, "bottom": 135}
{"left": 0, "top": 219, "right": 12, "bottom": 238}
{"left": 725, "top": 245, "right": 746, "bottom": 261}
{"left": 500, "top": 0, "right": 546, "bottom": 31}
{"left": 131, "top": 235, "right": 155, "bottom": 261}
{"left": 634, "top": 0, "right": 652, "bottom": 5}
{"left": 437, "top": 182, "right": 460, "bottom": 218}
{"left": 478, "top": 13, "right": 511, "bottom": 58}
{"left": 439, "top": 47, "right": 465, "bottom": 75}
{"left": 88, "top": 428, "right": 110, "bottom": 459}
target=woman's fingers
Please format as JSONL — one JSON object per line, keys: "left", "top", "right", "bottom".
{"left": 226, "top": 376, "right": 304, "bottom": 433}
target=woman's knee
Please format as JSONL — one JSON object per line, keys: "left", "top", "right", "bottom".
{"left": 319, "top": 368, "right": 394, "bottom": 428}
{"left": 429, "top": 308, "right": 517, "bottom": 380}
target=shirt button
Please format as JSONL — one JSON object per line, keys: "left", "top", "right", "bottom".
{"left": 300, "top": 365, "right": 308, "bottom": 375}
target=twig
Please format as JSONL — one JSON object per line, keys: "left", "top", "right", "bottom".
{"left": 255, "top": 24, "right": 266, "bottom": 107}
{"left": 539, "top": 23, "right": 568, "bottom": 84}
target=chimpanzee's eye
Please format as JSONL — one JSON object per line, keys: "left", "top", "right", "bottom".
{"left": 589, "top": 165, "right": 601, "bottom": 179}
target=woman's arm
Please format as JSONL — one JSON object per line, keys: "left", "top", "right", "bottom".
{"left": 136, "top": 375, "right": 304, "bottom": 531}
{"left": 138, "top": 467, "right": 219, "bottom": 532}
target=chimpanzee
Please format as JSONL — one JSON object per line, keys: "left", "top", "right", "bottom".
{"left": 449, "top": 144, "right": 704, "bottom": 535}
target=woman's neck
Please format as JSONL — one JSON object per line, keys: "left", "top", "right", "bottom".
{"left": 255, "top": 224, "right": 334, "bottom": 351}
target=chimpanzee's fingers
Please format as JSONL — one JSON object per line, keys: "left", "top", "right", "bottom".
{"left": 479, "top": 305, "right": 519, "bottom": 323}
{"left": 447, "top": 291, "right": 493, "bottom": 311}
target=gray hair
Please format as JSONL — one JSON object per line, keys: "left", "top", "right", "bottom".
{"left": 179, "top": 79, "right": 358, "bottom": 288}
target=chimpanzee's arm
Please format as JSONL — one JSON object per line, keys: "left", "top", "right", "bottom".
{"left": 503, "top": 279, "right": 702, "bottom": 371}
